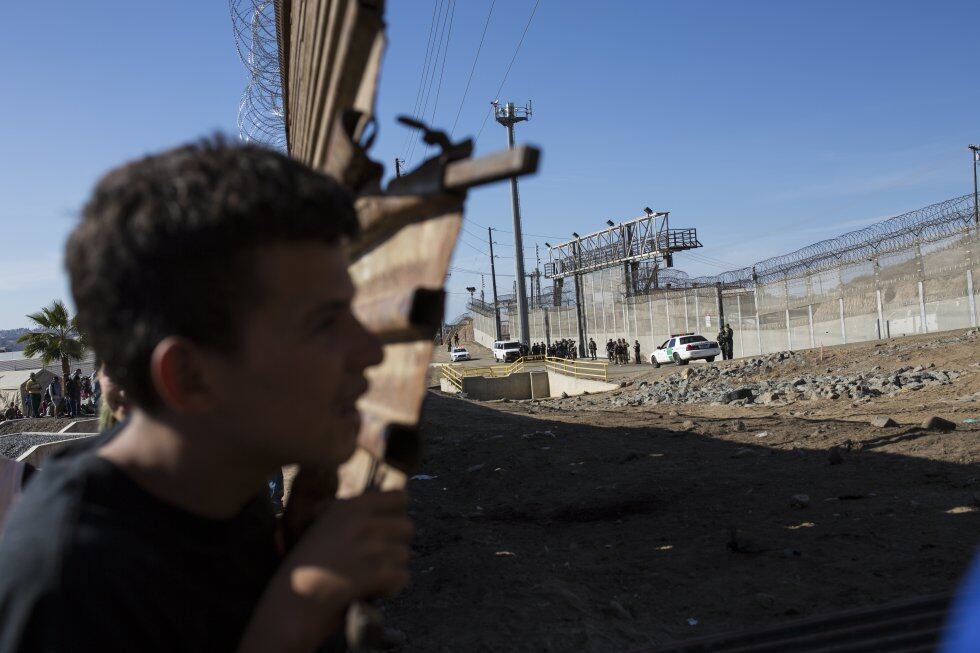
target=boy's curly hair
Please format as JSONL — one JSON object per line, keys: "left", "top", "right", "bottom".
{"left": 66, "top": 136, "right": 358, "bottom": 411}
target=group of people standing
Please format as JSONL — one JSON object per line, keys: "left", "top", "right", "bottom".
{"left": 21, "top": 369, "right": 99, "bottom": 419}
{"left": 604, "top": 338, "right": 640, "bottom": 364}
{"left": 532, "top": 339, "right": 577, "bottom": 359}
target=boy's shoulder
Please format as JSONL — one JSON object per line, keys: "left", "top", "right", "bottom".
{"left": 0, "top": 447, "right": 280, "bottom": 651}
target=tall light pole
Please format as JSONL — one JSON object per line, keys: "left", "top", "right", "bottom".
{"left": 494, "top": 100, "right": 532, "bottom": 345}
{"left": 970, "top": 145, "right": 979, "bottom": 226}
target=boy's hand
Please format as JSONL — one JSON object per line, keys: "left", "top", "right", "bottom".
{"left": 240, "top": 490, "right": 412, "bottom": 653}
{"left": 289, "top": 490, "right": 413, "bottom": 604}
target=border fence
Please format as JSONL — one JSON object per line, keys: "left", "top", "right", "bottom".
{"left": 470, "top": 194, "right": 979, "bottom": 360}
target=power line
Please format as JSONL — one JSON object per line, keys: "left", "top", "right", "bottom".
{"left": 424, "top": 0, "right": 457, "bottom": 157}
{"left": 407, "top": 0, "right": 452, "bottom": 164}
{"left": 475, "top": 0, "right": 542, "bottom": 143}
{"left": 400, "top": 0, "right": 443, "bottom": 159}
{"left": 450, "top": 0, "right": 496, "bottom": 138}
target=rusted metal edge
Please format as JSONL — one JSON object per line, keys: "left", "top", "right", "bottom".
{"left": 352, "top": 287, "right": 445, "bottom": 344}
{"left": 634, "top": 593, "right": 952, "bottom": 653}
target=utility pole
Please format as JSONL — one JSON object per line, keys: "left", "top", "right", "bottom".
{"left": 970, "top": 145, "right": 979, "bottom": 226}
{"left": 488, "top": 227, "right": 502, "bottom": 340}
{"left": 394, "top": 158, "right": 404, "bottom": 178}
{"left": 572, "top": 234, "right": 588, "bottom": 357}
{"left": 494, "top": 100, "right": 532, "bottom": 345}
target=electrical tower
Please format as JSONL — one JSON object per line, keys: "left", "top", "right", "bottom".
{"left": 494, "top": 100, "right": 532, "bottom": 345}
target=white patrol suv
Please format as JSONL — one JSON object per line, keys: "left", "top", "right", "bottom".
{"left": 492, "top": 340, "right": 522, "bottom": 362}
{"left": 450, "top": 347, "right": 471, "bottom": 362}
{"left": 650, "top": 333, "right": 720, "bottom": 367}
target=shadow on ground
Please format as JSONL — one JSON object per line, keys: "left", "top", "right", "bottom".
{"left": 384, "top": 392, "right": 980, "bottom": 653}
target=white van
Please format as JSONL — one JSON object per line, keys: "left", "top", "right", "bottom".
{"left": 492, "top": 340, "right": 523, "bottom": 363}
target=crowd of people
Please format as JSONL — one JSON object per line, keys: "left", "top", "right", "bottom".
{"left": 533, "top": 339, "right": 578, "bottom": 358}
{"left": 18, "top": 369, "right": 100, "bottom": 419}
{"left": 504, "top": 328, "right": 738, "bottom": 367}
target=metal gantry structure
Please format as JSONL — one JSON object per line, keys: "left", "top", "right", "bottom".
{"left": 545, "top": 209, "right": 702, "bottom": 284}
{"left": 542, "top": 209, "right": 702, "bottom": 355}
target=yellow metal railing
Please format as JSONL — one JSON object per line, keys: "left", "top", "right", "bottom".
{"left": 441, "top": 355, "right": 608, "bottom": 388}
{"left": 544, "top": 356, "right": 609, "bottom": 381}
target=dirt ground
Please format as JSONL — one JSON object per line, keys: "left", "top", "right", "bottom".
{"left": 385, "top": 330, "right": 980, "bottom": 652}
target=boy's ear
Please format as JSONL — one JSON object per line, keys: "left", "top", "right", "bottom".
{"left": 149, "top": 337, "right": 214, "bottom": 414}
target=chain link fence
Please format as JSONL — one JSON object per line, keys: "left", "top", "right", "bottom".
{"left": 471, "top": 195, "right": 979, "bottom": 359}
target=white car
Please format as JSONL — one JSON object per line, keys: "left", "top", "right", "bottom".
{"left": 650, "top": 333, "right": 720, "bottom": 367}
{"left": 492, "top": 340, "right": 522, "bottom": 362}
{"left": 450, "top": 347, "right": 471, "bottom": 362}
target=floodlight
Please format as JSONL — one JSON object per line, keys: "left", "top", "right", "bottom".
{"left": 643, "top": 207, "right": 653, "bottom": 215}
{"left": 545, "top": 242, "right": 551, "bottom": 248}
{"left": 572, "top": 232, "right": 580, "bottom": 239}
{"left": 605, "top": 219, "right": 614, "bottom": 227}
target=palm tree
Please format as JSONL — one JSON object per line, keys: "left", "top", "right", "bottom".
{"left": 18, "top": 300, "right": 87, "bottom": 414}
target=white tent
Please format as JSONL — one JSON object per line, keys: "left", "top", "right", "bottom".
{"left": 0, "top": 369, "right": 55, "bottom": 412}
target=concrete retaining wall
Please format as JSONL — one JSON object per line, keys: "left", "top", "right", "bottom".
{"left": 18, "top": 434, "right": 99, "bottom": 468}
{"left": 530, "top": 371, "right": 550, "bottom": 399}
{"left": 546, "top": 371, "right": 618, "bottom": 397}
{"left": 462, "top": 372, "right": 533, "bottom": 401}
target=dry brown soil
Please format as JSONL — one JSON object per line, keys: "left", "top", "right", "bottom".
{"left": 385, "top": 330, "right": 980, "bottom": 652}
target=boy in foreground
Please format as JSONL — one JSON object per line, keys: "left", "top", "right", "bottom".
{"left": 0, "top": 138, "right": 412, "bottom": 651}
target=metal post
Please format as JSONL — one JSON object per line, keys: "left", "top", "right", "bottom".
{"left": 970, "top": 145, "right": 979, "bottom": 226}
{"left": 715, "top": 282, "right": 726, "bottom": 330}
{"left": 785, "top": 308, "right": 792, "bottom": 350}
{"left": 839, "top": 297, "right": 847, "bottom": 344}
{"left": 736, "top": 293, "right": 744, "bottom": 357}
{"left": 650, "top": 293, "right": 657, "bottom": 345}
{"left": 876, "top": 288, "right": 885, "bottom": 338}
{"left": 694, "top": 292, "right": 700, "bottom": 332}
{"left": 601, "top": 269, "right": 608, "bottom": 338}
{"left": 967, "top": 270, "right": 977, "bottom": 328}
{"left": 807, "top": 304, "right": 815, "bottom": 348}
{"left": 873, "top": 257, "right": 884, "bottom": 339}
{"left": 683, "top": 291, "right": 690, "bottom": 332}
{"left": 917, "top": 280, "right": 928, "bottom": 333}
{"left": 572, "top": 239, "right": 587, "bottom": 357}
{"left": 754, "top": 285, "right": 763, "bottom": 354}
{"left": 663, "top": 293, "right": 671, "bottom": 335}
{"left": 589, "top": 274, "right": 599, "bottom": 341}
{"left": 488, "top": 227, "right": 502, "bottom": 341}
{"left": 623, "top": 295, "right": 630, "bottom": 342}
{"left": 914, "top": 240, "right": 927, "bottom": 333}
{"left": 544, "top": 308, "right": 551, "bottom": 346}
{"left": 494, "top": 101, "right": 531, "bottom": 345}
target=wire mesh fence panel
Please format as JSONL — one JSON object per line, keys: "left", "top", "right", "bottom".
{"left": 475, "top": 197, "right": 979, "bottom": 359}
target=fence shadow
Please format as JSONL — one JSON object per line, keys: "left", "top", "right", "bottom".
{"left": 384, "top": 391, "right": 980, "bottom": 653}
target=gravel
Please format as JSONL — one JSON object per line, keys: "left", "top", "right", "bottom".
{"left": 0, "top": 432, "right": 96, "bottom": 460}
{"left": 0, "top": 418, "right": 79, "bottom": 436}
{"left": 603, "top": 351, "right": 963, "bottom": 408}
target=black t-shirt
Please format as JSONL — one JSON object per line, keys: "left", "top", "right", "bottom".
{"left": 0, "top": 439, "right": 281, "bottom": 652}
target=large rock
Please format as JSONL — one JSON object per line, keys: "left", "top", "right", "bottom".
{"left": 723, "top": 388, "right": 754, "bottom": 404}
{"left": 921, "top": 416, "right": 956, "bottom": 432}
{"left": 869, "top": 416, "right": 898, "bottom": 428}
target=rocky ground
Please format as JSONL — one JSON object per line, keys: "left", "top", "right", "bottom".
{"left": 384, "top": 329, "right": 980, "bottom": 652}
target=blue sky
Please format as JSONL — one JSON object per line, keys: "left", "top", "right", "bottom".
{"left": 1, "top": 0, "right": 977, "bottom": 328}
